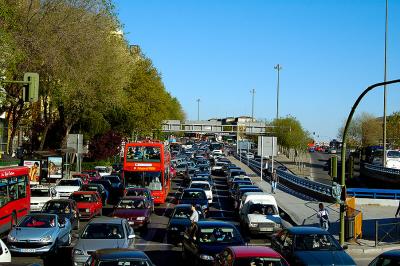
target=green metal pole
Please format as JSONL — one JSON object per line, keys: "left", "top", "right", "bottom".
{"left": 332, "top": 156, "right": 337, "bottom": 182}
{"left": 339, "top": 79, "right": 400, "bottom": 246}
{"left": 349, "top": 156, "right": 354, "bottom": 180}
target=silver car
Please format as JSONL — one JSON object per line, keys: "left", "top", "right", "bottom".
{"left": 72, "top": 217, "right": 135, "bottom": 266}
{"left": 7, "top": 213, "right": 72, "bottom": 255}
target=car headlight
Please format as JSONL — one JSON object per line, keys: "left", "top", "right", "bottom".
{"left": 40, "top": 235, "right": 52, "bottom": 242}
{"left": 201, "top": 205, "right": 207, "bottom": 209}
{"left": 275, "top": 223, "right": 282, "bottom": 228}
{"left": 249, "top": 223, "right": 258, "bottom": 228}
{"left": 7, "top": 235, "right": 16, "bottom": 242}
{"left": 137, "top": 216, "right": 146, "bottom": 221}
{"left": 199, "top": 254, "right": 214, "bottom": 261}
{"left": 85, "top": 208, "right": 90, "bottom": 212}
{"left": 169, "top": 227, "right": 179, "bottom": 231}
{"left": 73, "top": 249, "right": 84, "bottom": 255}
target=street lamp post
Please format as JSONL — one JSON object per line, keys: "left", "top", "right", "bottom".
{"left": 196, "top": 98, "right": 200, "bottom": 121}
{"left": 250, "top": 89, "right": 255, "bottom": 121}
{"left": 339, "top": 79, "right": 400, "bottom": 245}
{"left": 274, "top": 64, "right": 282, "bottom": 120}
{"left": 383, "top": 0, "right": 389, "bottom": 167}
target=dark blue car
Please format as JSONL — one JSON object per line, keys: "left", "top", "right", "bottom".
{"left": 167, "top": 204, "right": 205, "bottom": 244}
{"left": 271, "top": 226, "right": 356, "bottom": 266}
{"left": 182, "top": 221, "right": 245, "bottom": 265}
{"left": 369, "top": 249, "right": 400, "bottom": 265}
{"left": 178, "top": 188, "right": 209, "bottom": 214}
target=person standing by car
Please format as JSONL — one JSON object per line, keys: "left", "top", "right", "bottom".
{"left": 190, "top": 204, "right": 199, "bottom": 223}
{"left": 317, "top": 203, "right": 330, "bottom": 230}
{"left": 271, "top": 169, "right": 278, "bottom": 194}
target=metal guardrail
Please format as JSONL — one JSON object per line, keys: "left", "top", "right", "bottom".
{"left": 347, "top": 188, "right": 400, "bottom": 199}
{"left": 234, "top": 153, "right": 334, "bottom": 201}
{"left": 364, "top": 163, "right": 400, "bottom": 175}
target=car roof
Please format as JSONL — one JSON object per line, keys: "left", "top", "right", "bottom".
{"left": 121, "top": 196, "right": 147, "bottom": 200}
{"left": 93, "top": 248, "right": 150, "bottom": 261}
{"left": 379, "top": 249, "right": 400, "bottom": 258}
{"left": 287, "top": 226, "right": 330, "bottom": 234}
{"left": 190, "top": 181, "right": 210, "bottom": 185}
{"left": 229, "top": 246, "right": 282, "bottom": 259}
{"left": 88, "top": 217, "right": 125, "bottom": 224}
{"left": 183, "top": 188, "right": 206, "bottom": 193}
{"left": 72, "top": 191, "right": 97, "bottom": 195}
{"left": 196, "top": 220, "right": 235, "bottom": 228}
{"left": 46, "top": 198, "right": 74, "bottom": 203}
{"left": 174, "top": 204, "right": 192, "bottom": 209}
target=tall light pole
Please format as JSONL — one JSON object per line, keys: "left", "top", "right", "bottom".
{"left": 250, "top": 89, "right": 255, "bottom": 121}
{"left": 383, "top": 0, "right": 388, "bottom": 167}
{"left": 274, "top": 64, "right": 282, "bottom": 120}
{"left": 196, "top": 98, "right": 200, "bottom": 121}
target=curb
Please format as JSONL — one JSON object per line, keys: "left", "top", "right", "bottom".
{"left": 347, "top": 244, "right": 400, "bottom": 255}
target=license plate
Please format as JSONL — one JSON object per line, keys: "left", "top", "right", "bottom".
{"left": 260, "top": 228, "right": 273, "bottom": 232}
{"left": 21, "top": 249, "right": 36, "bottom": 253}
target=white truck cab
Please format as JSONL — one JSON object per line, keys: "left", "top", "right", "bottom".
{"left": 239, "top": 194, "right": 282, "bottom": 235}
{"left": 30, "top": 184, "right": 59, "bottom": 212}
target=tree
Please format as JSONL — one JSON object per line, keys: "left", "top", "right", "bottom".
{"left": 271, "top": 116, "right": 310, "bottom": 153}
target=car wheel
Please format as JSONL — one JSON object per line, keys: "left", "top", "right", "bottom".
{"left": 10, "top": 212, "right": 17, "bottom": 230}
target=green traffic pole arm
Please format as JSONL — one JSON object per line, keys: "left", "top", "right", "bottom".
{"left": 339, "top": 78, "right": 400, "bottom": 245}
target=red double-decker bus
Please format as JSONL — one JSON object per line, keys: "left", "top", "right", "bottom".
{"left": 123, "top": 141, "right": 171, "bottom": 204}
{"left": 0, "top": 166, "right": 30, "bottom": 234}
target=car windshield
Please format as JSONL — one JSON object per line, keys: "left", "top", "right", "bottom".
{"left": 81, "top": 223, "right": 124, "bottom": 239}
{"left": 124, "top": 171, "right": 162, "bottom": 191}
{"left": 43, "top": 201, "right": 71, "bottom": 214}
{"left": 172, "top": 208, "right": 191, "bottom": 219}
{"left": 295, "top": 234, "right": 341, "bottom": 251}
{"left": 387, "top": 150, "right": 400, "bottom": 158}
{"left": 19, "top": 215, "right": 54, "bottom": 228}
{"left": 31, "top": 188, "right": 50, "bottom": 197}
{"left": 231, "top": 171, "right": 246, "bottom": 177}
{"left": 98, "top": 261, "right": 151, "bottom": 266}
{"left": 248, "top": 204, "right": 277, "bottom": 215}
{"left": 234, "top": 258, "right": 287, "bottom": 266}
{"left": 71, "top": 194, "right": 96, "bottom": 202}
{"left": 190, "top": 183, "right": 210, "bottom": 190}
{"left": 58, "top": 179, "right": 80, "bottom": 186}
{"left": 198, "top": 227, "right": 241, "bottom": 244}
{"left": 117, "top": 199, "right": 146, "bottom": 209}
{"left": 182, "top": 191, "right": 206, "bottom": 200}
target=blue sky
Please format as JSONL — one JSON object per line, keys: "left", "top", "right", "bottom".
{"left": 115, "top": 0, "right": 400, "bottom": 141}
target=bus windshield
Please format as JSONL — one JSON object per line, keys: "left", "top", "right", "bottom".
{"left": 125, "top": 171, "right": 162, "bottom": 191}
{"left": 126, "top": 146, "right": 161, "bottom": 162}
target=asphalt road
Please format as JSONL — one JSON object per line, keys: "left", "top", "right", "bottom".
{"left": 6, "top": 167, "right": 371, "bottom": 266}
{"left": 308, "top": 151, "right": 333, "bottom": 184}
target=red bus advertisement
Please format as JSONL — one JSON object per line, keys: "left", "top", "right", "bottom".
{"left": 123, "top": 141, "right": 171, "bottom": 204}
{"left": 0, "top": 166, "right": 30, "bottom": 234}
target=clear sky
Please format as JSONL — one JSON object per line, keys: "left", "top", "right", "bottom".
{"left": 114, "top": 0, "right": 400, "bottom": 142}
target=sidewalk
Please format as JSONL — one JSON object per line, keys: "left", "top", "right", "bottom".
{"left": 228, "top": 156, "right": 400, "bottom": 254}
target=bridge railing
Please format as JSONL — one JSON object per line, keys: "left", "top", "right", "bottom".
{"left": 234, "top": 153, "right": 334, "bottom": 202}
{"left": 364, "top": 163, "right": 400, "bottom": 175}
{"left": 347, "top": 188, "right": 400, "bottom": 199}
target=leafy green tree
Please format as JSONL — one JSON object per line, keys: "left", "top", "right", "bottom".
{"left": 271, "top": 116, "right": 310, "bottom": 153}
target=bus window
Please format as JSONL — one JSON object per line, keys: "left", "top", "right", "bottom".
{"left": 0, "top": 180, "right": 8, "bottom": 207}
{"left": 17, "top": 176, "right": 27, "bottom": 199}
{"left": 8, "top": 178, "right": 18, "bottom": 201}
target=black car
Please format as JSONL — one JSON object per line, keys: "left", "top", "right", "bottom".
{"left": 80, "top": 183, "right": 108, "bottom": 205}
{"left": 167, "top": 204, "right": 205, "bottom": 244}
{"left": 41, "top": 199, "right": 79, "bottom": 230}
{"left": 85, "top": 248, "right": 155, "bottom": 266}
{"left": 102, "top": 175, "right": 124, "bottom": 196}
{"left": 178, "top": 188, "right": 209, "bottom": 214}
{"left": 89, "top": 179, "right": 117, "bottom": 204}
{"left": 182, "top": 221, "right": 245, "bottom": 265}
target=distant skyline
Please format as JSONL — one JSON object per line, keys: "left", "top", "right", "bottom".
{"left": 115, "top": 0, "right": 400, "bottom": 142}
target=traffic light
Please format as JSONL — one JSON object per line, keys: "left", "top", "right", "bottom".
{"left": 23, "top": 72, "right": 39, "bottom": 102}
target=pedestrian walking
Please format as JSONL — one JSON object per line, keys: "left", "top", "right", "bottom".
{"left": 190, "top": 204, "right": 199, "bottom": 223}
{"left": 317, "top": 203, "right": 330, "bottom": 231}
{"left": 271, "top": 169, "right": 278, "bottom": 194}
{"left": 395, "top": 200, "right": 400, "bottom": 218}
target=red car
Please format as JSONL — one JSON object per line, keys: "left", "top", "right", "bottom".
{"left": 214, "top": 246, "right": 289, "bottom": 266}
{"left": 69, "top": 191, "right": 103, "bottom": 220}
{"left": 112, "top": 196, "right": 152, "bottom": 229}
{"left": 81, "top": 170, "right": 101, "bottom": 180}
{"left": 72, "top": 174, "right": 91, "bottom": 184}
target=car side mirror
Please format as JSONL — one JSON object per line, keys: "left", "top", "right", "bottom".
{"left": 128, "top": 234, "right": 135, "bottom": 239}
{"left": 280, "top": 212, "right": 285, "bottom": 217}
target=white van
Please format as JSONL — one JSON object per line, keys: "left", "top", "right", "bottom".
{"left": 95, "top": 166, "right": 111, "bottom": 177}
{"left": 239, "top": 193, "right": 282, "bottom": 235}
{"left": 30, "top": 184, "right": 60, "bottom": 212}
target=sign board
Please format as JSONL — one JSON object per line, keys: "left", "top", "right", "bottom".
{"left": 258, "top": 136, "right": 277, "bottom": 157}
{"left": 47, "top": 156, "right": 63, "bottom": 179}
{"left": 238, "top": 140, "right": 251, "bottom": 150}
{"left": 23, "top": 160, "right": 41, "bottom": 183}
{"left": 67, "top": 134, "right": 83, "bottom": 154}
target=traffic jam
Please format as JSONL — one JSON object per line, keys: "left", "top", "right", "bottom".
{"left": 0, "top": 139, "right": 366, "bottom": 266}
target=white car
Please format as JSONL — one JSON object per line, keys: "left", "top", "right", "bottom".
{"left": 95, "top": 166, "right": 111, "bottom": 177}
{"left": 245, "top": 152, "right": 254, "bottom": 159}
{"left": 54, "top": 178, "right": 83, "bottom": 198}
{"left": 0, "top": 239, "right": 11, "bottom": 263}
{"left": 30, "top": 185, "right": 59, "bottom": 212}
{"left": 189, "top": 181, "right": 213, "bottom": 204}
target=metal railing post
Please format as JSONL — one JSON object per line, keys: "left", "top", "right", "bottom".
{"left": 375, "top": 220, "right": 379, "bottom": 247}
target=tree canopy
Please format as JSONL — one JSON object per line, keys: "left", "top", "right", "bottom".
{"left": 0, "top": 0, "right": 185, "bottom": 156}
